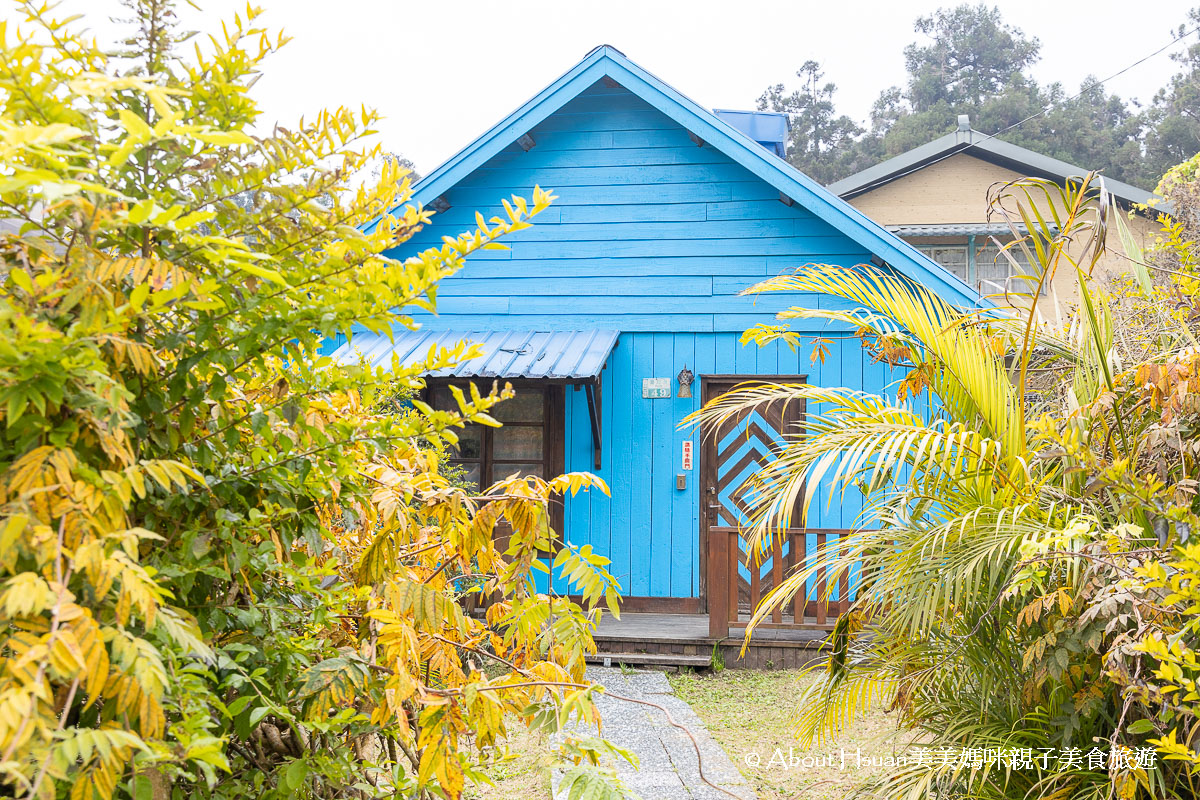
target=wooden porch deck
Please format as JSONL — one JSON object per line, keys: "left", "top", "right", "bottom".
{"left": 590, "top": 612, "right": 829, "bottom": 670}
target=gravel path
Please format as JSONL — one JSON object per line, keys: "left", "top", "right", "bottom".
{"left": 554, "top": 667, "right": 752, "bottom": 800}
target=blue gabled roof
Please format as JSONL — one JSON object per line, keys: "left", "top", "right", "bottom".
{"left": 375, "top": 45, "right": 985, "bottom": 309}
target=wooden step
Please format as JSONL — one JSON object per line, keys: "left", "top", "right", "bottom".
{"left": 585, "top": 651, "right": 712, "bottom": 668}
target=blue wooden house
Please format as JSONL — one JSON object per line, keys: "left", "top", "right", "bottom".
{"left": 331, "top": 46, "right": 980, "bottom": 663}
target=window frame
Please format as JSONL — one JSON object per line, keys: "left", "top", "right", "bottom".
{"left": 976, "top": 240, "right": 1046, "bottom": 296}
{"left": 423, "top": 378, "right": 566, "bottom": 540}
{"left": 914, "top": 244, "right": 969, "bottom": 283}
{"left": 913, "top": 238, "right": 1046, "bottom": 296}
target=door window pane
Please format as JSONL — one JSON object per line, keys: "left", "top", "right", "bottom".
{"left": 494, "top": 390, "right": 544, "bottom": 423}
{"left": 493, "top": 426, "right": 543, "bottom": 460}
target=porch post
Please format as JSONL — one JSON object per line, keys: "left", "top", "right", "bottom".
{"left": 708, "top": 530, "right": 730, "bottom": 638}
{"left": 967, "top": 233, "right": 977, "bottom": 288}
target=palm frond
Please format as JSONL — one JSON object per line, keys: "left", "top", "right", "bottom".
{"left": 792, "top": 667, "right": 898, "bottom": 747}
{"left": 747, "top": 264, "right": 1024, "bottom": 466}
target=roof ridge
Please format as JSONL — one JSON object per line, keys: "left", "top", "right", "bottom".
{"left": 365, "top": 47, "right": 987, "bottom": 309}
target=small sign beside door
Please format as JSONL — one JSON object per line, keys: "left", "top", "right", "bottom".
{"left": 681, "top": 440, "right": 693, "bottom": 471}
{"left": 642, "top": 378, "right": 670, "bottom": 399}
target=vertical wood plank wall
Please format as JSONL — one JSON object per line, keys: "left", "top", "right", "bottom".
{"left": 557, "top": 331, "right": 879, "bottom": 598}
{"left": 357, "top": 81, "right": 913, "bottom": 598}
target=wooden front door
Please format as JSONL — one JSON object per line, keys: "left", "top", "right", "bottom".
{"left": 700, "top": 375, "right": 806, "bottom": 614}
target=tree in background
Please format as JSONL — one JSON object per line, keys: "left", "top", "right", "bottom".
{"left": 373, "top": 152, "right": 422, "bottom": 184}
{"left": 903, "top": 4, "right": 1040, "bottom": 111}
{"left": 0, "top": 2, "right": 628, "bottom": 799}
{"left": 1144, "top": 8, "right": 1200, "bottom": 183}
{"left": 767, "top": 3, "right": 1190, "bottom": 190}
{"left": 756, "top": 61, "right": 878, "bottom": 185}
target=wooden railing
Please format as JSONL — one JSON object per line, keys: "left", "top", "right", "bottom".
{"left": 706, "top": 527, "right": 854, "bottom": 638}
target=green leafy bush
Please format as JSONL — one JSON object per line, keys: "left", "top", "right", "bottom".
{"left": 690, "top": 171, "right": 1200, "bottom": 799}
{"left": 0, "top": 3, "right": 623, "bottom": 798}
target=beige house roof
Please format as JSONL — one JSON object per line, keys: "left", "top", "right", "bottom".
{"left": 829, "top": 115, "right": 1169, "bottom": 214}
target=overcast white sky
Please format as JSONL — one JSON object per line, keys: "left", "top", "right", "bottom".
{"left": 10, "top": 1, "right": 1196, "bottom": 173}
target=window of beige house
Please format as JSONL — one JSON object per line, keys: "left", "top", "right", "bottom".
{"left": 977, "top": 242, "right": 1044, "bottom": 296}
{"left": 915, "top": 245, "right": 968, "bottom": 282}
{"left": 914, "top": 240, "right": 1045, "bottom": 296}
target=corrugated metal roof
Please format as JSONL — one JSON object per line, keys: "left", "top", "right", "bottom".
{"left": 330, "top": 330, "right": 619, "bottom": 380}
{"left": 887, "top": 223, "right": 1055, "bottom": 238}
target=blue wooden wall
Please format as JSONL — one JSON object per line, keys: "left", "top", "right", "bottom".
{"left": 556, "top": 331, "right": 893, "bottom": 598}
{"left": 385, "top": 81, "right": 905, "bottom": 598}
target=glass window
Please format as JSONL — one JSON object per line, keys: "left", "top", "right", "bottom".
{"left": 449, "top": 425, "right": 482, "bottom": 459}
{"left": 432, "top": 385, "right": 454, "bottom": 409}
{"left": 914, "top": 239, "right": 1046, "bottom": 296}
{"left": 494, "top": 391, "right": 544, "bottom": 423}
{"left": 915, "top": 245, "right": 968, "bottom": 281}
{"left": 453, "top": 463, "right": 481, "bottom": 492}
{"left": 493, "top": 426, "right": 543, "bottom": 461}
{"left": 491, "top": 462, "right": 545, "bottom": 482}
{"left": 977, "top": 242, "right": 1045, "bottom": 295}
{"left": 427, "top": 382, "right": 551, "bottom": 492}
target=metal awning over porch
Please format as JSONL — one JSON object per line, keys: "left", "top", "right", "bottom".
{"left": 330, "top": 329, "right": 617, "bottom": 467}
{"left": 330, "top": 329, "right": 618, "bottom": 380}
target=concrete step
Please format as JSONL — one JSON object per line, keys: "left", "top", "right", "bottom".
{"left": 585, "top": 651, "right": 712, "bottom": 669}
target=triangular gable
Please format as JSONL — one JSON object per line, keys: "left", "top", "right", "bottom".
{"left": 376, "top": 45, "right": 985, "bottom": 309}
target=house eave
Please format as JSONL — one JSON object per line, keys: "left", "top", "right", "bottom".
{"left": 365, "top": 46, "right": 988, "bottom": 310}
{"left": 830, "top": 130, "right": 1172, "bottom": 216}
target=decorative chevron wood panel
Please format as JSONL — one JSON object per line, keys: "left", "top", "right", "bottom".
{"left": 701, "top": 376, "right": 805, "bottom": 615}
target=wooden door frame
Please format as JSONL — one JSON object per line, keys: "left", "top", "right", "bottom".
{"left": 698, "top": 373, "right": 807, "bottom": 613}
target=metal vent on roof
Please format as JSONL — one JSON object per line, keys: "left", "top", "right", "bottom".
{"left": 713, "top": 110, "right": 789, "bottom": 157}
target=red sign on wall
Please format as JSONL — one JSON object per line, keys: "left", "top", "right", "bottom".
{"left": 681, "top": 440, "right": 693, "bottom": 471}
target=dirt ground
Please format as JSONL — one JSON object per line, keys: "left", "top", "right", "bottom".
{"left": 465, "top": 722, "right": 554, "bottom": 800}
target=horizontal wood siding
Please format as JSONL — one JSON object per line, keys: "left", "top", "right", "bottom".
{"left": 384, "top": 82, "right": 893, "bottom": 598}
{"left": 390, "top": 84, "right": 873, "bottom": 335}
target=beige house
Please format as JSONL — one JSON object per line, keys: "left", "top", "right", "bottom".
{"left": 829, "top": 116, "right": 1168, "bottom": 315}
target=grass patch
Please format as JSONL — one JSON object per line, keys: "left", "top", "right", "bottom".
{"left": 465, "top": 723, "right": 553, "bottom": 800}
{"left": 670, "top": 668, "right": 906, "bottom": 800}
